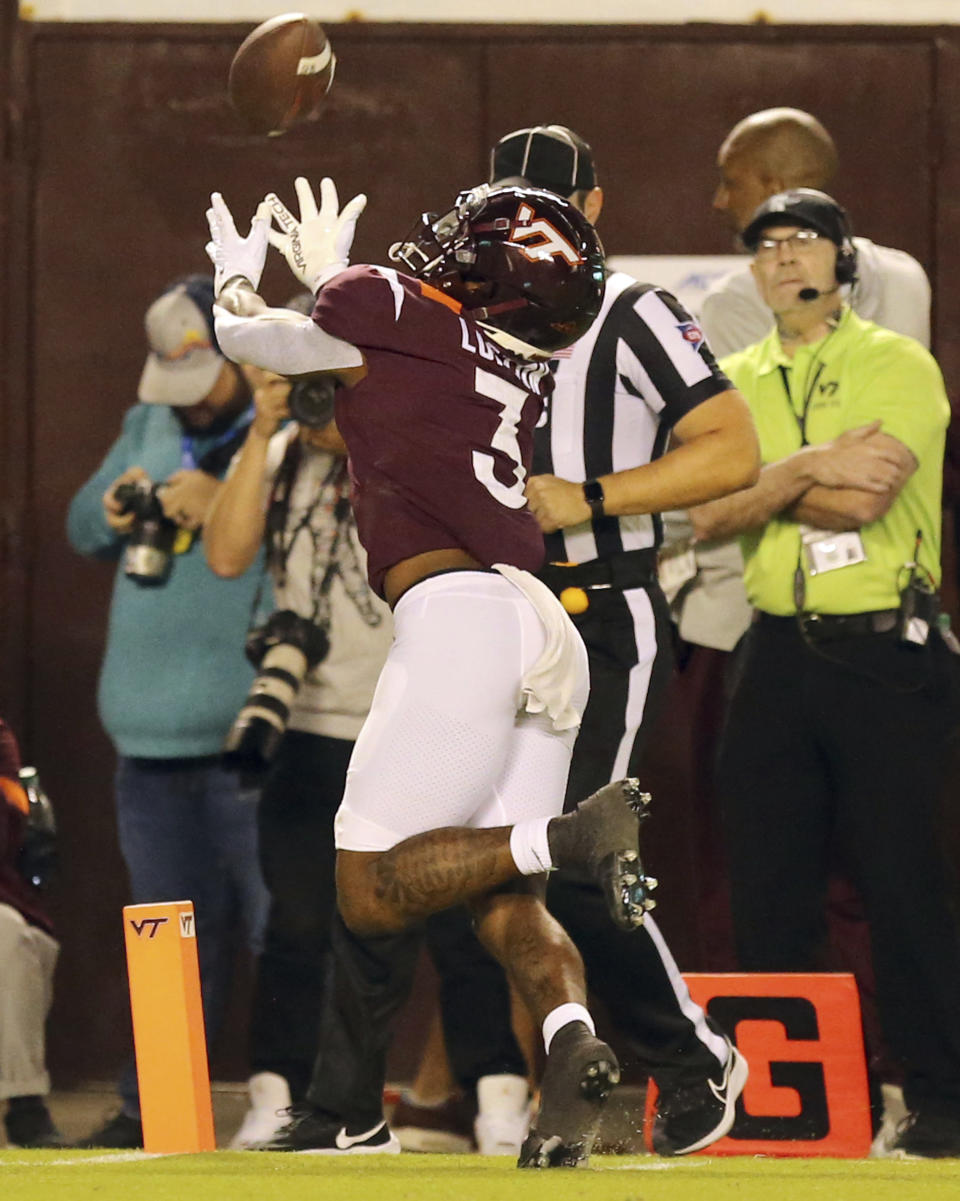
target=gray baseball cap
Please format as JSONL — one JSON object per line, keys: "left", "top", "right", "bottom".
{"left": 138, "top": 276, "right": 224, "bottom": 407}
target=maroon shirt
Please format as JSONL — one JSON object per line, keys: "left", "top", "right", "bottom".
{"left": 313, "top": 265, "right": 550, "bottom": 598}
{"left": 0, "top": 718, "right": 53, "bottom": 934}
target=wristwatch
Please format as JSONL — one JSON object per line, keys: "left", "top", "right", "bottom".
{"left": 582, "top": 478, "right": 605, "bottom": 519}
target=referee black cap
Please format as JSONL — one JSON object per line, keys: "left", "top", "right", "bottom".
{"left": 490, "top": 125, "right": 597, "bottom": 197}
{"left": 742, "top": 188, "right": 851, "bottom": 252}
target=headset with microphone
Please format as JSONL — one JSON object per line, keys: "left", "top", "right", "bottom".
{"left": 744, "top": 188, "right": 858, "bottom": 302}
{"left": 798, "top": 238, "right": 857, "bottom": 301}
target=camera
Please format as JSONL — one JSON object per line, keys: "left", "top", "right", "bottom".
{"left": 113, "top": 480, "right": 178, "bottom": 585}
{"left": 222, "top": 609, "right": 330, "bottom": 771}
{"left": 288, "top": 375, "right": 340, "bottom": 429}
{"left": 17, "top": 767, "right": 58, "bottom": 890}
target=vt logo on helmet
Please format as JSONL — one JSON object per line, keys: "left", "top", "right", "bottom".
{"left": 389, "top": 183, "right": 606, "bottom": 358}
{"left": 511, "top": 202, "right": 584, "bottom": 266}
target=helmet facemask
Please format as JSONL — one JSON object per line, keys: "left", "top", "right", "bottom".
{"left": 388, "top": 190, "right": 481, "bottom": 282}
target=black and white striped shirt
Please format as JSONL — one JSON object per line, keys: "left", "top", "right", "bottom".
{"left": 533, "top": 272, "right": 732, "bottom": 563}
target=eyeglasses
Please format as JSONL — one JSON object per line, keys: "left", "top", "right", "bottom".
{"left": 754, "top": 229, "right": 823, "bottom": 259}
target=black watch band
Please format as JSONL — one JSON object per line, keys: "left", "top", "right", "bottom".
{"left": 583, "top": 478, "right": 605, "bottom": 519}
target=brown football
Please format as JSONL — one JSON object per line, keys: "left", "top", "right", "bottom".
{"left": 228, "top": 13, "right": 336, "bottom": 136}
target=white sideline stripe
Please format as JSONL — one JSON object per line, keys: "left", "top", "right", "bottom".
{"left": 607, "top": 1159, "right": 713, "bottom": 1170}
{"left": 0, "top": 1151, "right": 169, "bottom": 1167}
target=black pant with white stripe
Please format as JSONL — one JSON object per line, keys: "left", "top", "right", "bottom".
{"left": 719, "top": 617, "right": 960, "bottom": 1118}
{"left": 545, "top": 577, "right": 730, "bottom": 1088}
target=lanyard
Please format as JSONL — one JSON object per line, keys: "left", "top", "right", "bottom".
{"left": 180, "top": 404, "right": 254, "bottom": 470}
{"left": 777, "top": 360, "right": 825, "bottom": 448}
{"left": 776, "top": 320, "right": 841, "bottom": 447}
{"left": 780, "top": 347, "right": 828, "bottom": 612}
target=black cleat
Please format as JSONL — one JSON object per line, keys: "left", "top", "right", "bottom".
{"left": 518, "top": 1021, "right": 620, "bottom": 1169}
{"left": 73, "top": 1110, "right": 143, "bottom": 1149}
{"left": 4, "top": 1098, "right": 68, "bottom": 1149}
{"left": 883, "top": 1110, "right": 960, "bottom": 1159}
{"left": 252, "top": 1105, "right": 400, "bottom": 1154}
{"left": 548, "top": 778, "right": 658, "bottom": 930}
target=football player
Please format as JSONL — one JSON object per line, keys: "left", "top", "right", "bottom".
{"left": 207, "top": 177, "right": 651, "bottom": 1166}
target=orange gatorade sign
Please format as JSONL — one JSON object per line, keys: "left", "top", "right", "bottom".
{"left": 123, "top": 901, "right": 215, "bottom": 1152}
{"left": 645, "top": 973, "right": 871, "bottom": 1157}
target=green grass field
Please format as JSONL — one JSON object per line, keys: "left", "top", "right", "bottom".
{"left": 2, "top": 1149, "right": 959, "bottom": 1201}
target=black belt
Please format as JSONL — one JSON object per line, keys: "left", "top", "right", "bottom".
{"left": 537, "top": 548, "right": 658, "bottom": 596}
{"left": 757, "top": 609, "right": 899, "bottom": 641}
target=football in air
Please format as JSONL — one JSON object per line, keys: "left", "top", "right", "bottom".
{"left": 228, "top": 13, "right": 336, "bottom": 136}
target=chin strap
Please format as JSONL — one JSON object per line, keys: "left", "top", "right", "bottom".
{"left": 468, "top": 297, "right": 529, "bottom": 320}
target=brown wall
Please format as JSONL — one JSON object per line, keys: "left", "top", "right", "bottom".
{"left": 2, "top": 14, "right": 958, "bottom": 1084}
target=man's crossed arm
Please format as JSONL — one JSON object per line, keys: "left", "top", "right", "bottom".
{"left": 690, "top": 421, "right": 917, "bottom": 542}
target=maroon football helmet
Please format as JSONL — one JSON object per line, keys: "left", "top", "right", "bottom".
{"left": 389, "top": 183, "right": 605, "bottom": 357}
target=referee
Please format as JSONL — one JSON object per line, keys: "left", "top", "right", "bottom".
{"left": 491, "top": 125, "right": 757, "bottom": 1154}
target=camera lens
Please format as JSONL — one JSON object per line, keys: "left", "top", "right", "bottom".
{"left": 223, "top": 642, "right": 310, "bottom": 771}
{"left": 122, "top": 486, "right": 178, "bottom": 584}
{"left": 288, "top": 376, "right": 339, "bottom": 429}
{"left": 224, "top": 613, "right": 330, "bottom": 770}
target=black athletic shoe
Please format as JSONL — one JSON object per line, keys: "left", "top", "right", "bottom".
{"left": 652, "top": 1040, "right": 749, "bottom": 1156}
{"left": 548, "top": 778, "right": 657, "bottom": 931}
{"left": 885, "top": 1110, "right": 960, "bottom": 1159}
{"left": 4, "top": 1098, "right": 67, "bottom": 1149}
{"left": 73, "top": 1110, "right": 143, "bottom": 1149}
{"left": 255, "top": 1106, "right": 401, "bottom": 1154}
{"left": 518, "top": 1021, "right": 620, "bottom": 1168}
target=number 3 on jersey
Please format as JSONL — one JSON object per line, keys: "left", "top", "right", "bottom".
{"left": 472, "top": 367, "right": 530, "bottom": 510}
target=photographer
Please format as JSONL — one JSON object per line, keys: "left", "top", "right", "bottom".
{"left": 66, "top": 275, "right": 270, "bottom": 1148}
{"left": 204, "top": 364, "right": 394, "bottom": 1146}
{"left": 0, "top": 718, "right": 62, "bottom": 1148}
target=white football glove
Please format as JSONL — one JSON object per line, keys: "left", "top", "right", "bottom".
{"left": 265, "top": 176, "right": 367, "bottom": 293}
{"left": 205, "top": 193, "right": 272, "bottom": 298}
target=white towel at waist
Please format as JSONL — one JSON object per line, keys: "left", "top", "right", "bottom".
{"left": 493, "top": 563, "right": 589, "bottom": 733}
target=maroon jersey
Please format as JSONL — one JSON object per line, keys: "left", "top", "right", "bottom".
{"left": 313, "top": 265, "right": 551, "bottom": 598}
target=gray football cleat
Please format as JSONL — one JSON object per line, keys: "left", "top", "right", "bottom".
{"left": 548, "top": 778, "right": 658, "bottom": 930}
{"left": 518, "top": 1021, "right": 620, "bottom": 1168}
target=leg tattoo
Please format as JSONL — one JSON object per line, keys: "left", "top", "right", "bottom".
{"left": 338, "top": 828, "right": 519, "bottom": 934}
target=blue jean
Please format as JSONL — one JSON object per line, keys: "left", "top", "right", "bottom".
{"left": 114, "top": 756, "right": 269, "bottom": 1116}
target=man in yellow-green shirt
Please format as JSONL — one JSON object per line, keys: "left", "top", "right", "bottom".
{"left": 727, "top": 306, "right": 945, "bottom": 619}
{"left": 692, "top": 188, "right": 960, "bottom": 1159}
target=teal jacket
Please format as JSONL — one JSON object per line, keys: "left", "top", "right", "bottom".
{"left": 67, "top": 403, "right": 263, "bottom": 759}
